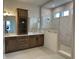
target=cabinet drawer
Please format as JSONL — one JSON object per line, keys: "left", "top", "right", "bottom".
{"left": 17, "top": 36, "right": 28, "bottom": 43}
{"left": 17, "top": 36, "right": 29, "bottom": 49}
{"left": 18, "top": 44, "right": 29, "bottom": 49}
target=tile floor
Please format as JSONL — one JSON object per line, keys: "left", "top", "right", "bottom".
{"left": 4, "top": 47, "right": 65, "bottom": 59}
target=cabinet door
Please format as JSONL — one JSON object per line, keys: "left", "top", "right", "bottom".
{"left": 29, "top": 35, "right": 37, "bottom": 48}
{"left": 17, "top": 8, "right": 28, "bottom": 34}
{"left": 36, "top": 35, "right": 44, "bottom": 46}
{"left": 5, "top": 37, "right": 17, "bottom": 53}
{"left": 17, "top": 36, "right": 29, "bottom": 50}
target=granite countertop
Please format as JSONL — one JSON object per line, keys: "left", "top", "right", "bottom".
{"left": 4, "top": 32, "right": 44, "bottom": 37}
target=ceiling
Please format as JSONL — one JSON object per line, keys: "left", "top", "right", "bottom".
{"left": 17, "top": 0, "right": 50, "bottom": 6}
{"left": 4, "top": 0, "right": 72, "bottom": 8}
{"left": 43, "top": 0, "right": 72, "bottom": 8}
{"left": 16, "top": 0, "right": 72, "bottom": 8}
{"left": 4, "top": 0, "right": 50, "bottom": 6}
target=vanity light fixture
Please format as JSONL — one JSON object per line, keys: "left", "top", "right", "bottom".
{"left": 3, "top": 11, "right": 14, "bottom": 16}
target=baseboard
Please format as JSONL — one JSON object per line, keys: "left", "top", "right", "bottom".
{"left": 58, "top": 50, "right": 71, "bottom": 59}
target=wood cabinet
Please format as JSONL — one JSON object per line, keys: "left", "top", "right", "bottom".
{"left": 29, "top": 35, "right": 44, "bottom": 48}
{"left": 17, "top": 8, "right": 28, "bottom": 34}
{"left": 17, "top": 36, "right": 29, "bottom": 50}
{"left": 29, "top": 35, "right": 37, "bottom": 48}
{"left": 36, "top": 35, "right": 44, "bottom": 46}
{"left": 5, "top": 34, "right": 44, "bottom": 53}
{"left": 5, "top": 37, "right": 18, "bottom": 53}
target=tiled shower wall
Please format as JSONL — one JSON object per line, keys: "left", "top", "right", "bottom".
{"left": 41, "top": 2, "right": 73, "bottom": 58}
{"left": 51, "top": 1, "right": 73, "bottom": 58}
{"left": 59, "top": 16, "right": 73, "bottom": 47}
{"left": 51, "top": 2, "right": 73, "bottom": 31}
{"left": 51, "top": 2, "right": 73, "bottom": 46}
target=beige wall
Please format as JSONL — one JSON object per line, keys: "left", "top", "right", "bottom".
{"left": 41, "top": 8, "right": 51, "bottom": 17}
{"left": 4, "top": 0, "right": 40, "bottom": 32}
{"left": 4, "top": 0, "right": 40, "bottom": 17}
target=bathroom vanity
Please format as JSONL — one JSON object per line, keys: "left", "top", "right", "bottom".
{"left": 5, "top": 33, "right": 44, "bottom": 53}
{"left": 4, "top": 8, "right": 44, "bottom": 53}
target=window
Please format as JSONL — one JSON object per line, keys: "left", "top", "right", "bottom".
{"left": 54, "top": 13, "right": 60, "bottom": 18}
{"left": 62, "top": 10, "right": 69, "bottom": 16}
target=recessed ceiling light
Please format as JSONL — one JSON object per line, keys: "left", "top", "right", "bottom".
{"left": 52, "top": 4, "right": 55, "bottom": 7}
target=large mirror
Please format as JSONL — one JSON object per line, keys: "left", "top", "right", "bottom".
{"left": 4, "top": 16, "right": 16, "bottom": 35}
